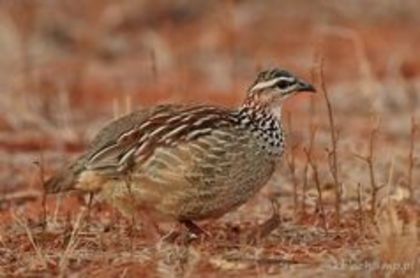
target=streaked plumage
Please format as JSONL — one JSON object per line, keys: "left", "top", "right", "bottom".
{"left": 45, "top": 68, "right": 315, "bottom": 227}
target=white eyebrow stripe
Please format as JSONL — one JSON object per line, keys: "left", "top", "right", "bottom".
{"left": 250, "top": 76, "right": 295, "bottom": 91}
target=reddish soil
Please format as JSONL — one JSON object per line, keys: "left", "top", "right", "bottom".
{"left": 0, "top": 1, "right": 419, "bottom": 277}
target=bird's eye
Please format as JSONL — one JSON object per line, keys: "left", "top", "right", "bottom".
{"left": 276, "top": 80, "right": 292, "bottom": 90}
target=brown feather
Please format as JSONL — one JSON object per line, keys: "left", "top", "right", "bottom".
{"left": 44, "top": 68, "right": 315, "bottom": 223}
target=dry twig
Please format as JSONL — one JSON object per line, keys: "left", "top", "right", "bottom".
{"left": 0, "top": 190, "right": 41, "bottom": 204}
{"left": 34, "top": 156, "right": 47, "bottom": 229}
{"left": 354, "top": 117, "right": 382, "bottom": 218}
{"left": 13, "top": 212, "right": 48, "bottom": 269}
{"left": 124, "top": 176, "right": 137, "bottom": 255}
{"left": 286, "top": 112, "right": 299, "bottom": 213}
{"left": 319, "top": 57, "right": 341, "bottom": 224}
{"left": 59, "top": 208, "right": 86, "bottom": 274}
{"left": 357, "top": 183, "right": 364, "bottom": 234}
{"left": 407, "top": 116, "right": 416, "bottom": 199}
{"left": 304, "top": 126, "right": 327, "bottom": 233}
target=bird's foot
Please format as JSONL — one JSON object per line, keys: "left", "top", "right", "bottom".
{"left": 161, "top": 220, "right": 210, "bottom": 244}
{"left": 246, "top": 199, "right": 281, "bottom": 244}
{"left": 181, "top": 220, "right": 210, "bottom": 238}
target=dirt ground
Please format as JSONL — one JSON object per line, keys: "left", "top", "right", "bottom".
{"left": 0, "top": 1, "right": 419, "bottom": 277}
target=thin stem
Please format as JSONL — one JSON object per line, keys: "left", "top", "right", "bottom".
{"left": 407, "top": 116, "right": 416, "bottom": 199}
{"left": 319, "top": 57, "right": 341, "bottom": 224}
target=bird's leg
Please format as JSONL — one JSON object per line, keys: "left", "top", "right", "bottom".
{"left": 86, "top": 192, "right": 95, "bottom": 222}
{"left": 137, "top": 210, "right": 162, "bottom": 242}
{"left": 160, "top": 222, "right": 182, "bottom": 243}
{"left": 161, "top": 220, "right": 209, "bottom": 244}
{"left": 247, "top": 199, "right": 281, "bottom": 244}
{"left": 181, "top": 220, "right": 210, "bottom": 237}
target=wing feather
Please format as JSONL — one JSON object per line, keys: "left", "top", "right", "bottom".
{"left": 82, "top": 104, "right": 236, "bottom": 176}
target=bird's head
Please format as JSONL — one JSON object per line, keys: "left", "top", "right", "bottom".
{"left": 246, "top": 68, "right": 316, "bottom": 107}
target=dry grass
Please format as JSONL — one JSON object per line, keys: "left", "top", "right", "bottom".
{"left": 0, "top": 1, "right": 419, "bottom": 277}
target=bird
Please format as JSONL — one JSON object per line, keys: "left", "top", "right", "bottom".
{"left": 44, "top": 68, "right": 316, "bottom": 236}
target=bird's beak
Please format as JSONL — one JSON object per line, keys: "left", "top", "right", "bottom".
{"left": 297, "top": 80, "right": 316, "bottom": 93}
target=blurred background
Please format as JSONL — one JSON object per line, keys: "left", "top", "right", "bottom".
{"left": 0, "top": 1, "right": 419, "bottom": 276}
{"left": 0, "top": 0, "right": 419, "bottom": 213}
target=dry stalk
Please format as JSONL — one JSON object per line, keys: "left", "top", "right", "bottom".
{"left": 124, "top": 176, "right": 136, "bottom": 255}
{"left": 304, "top": 126, "right": 327, "bottom": 233}
{"left": 53, "top": 194, "right": 63, "bottom": 225}
{"left": 319, "top": 57, "right": 341, "bottom": 224}
{"left": 354, "top": 118, "right": 382, "bottom": 218}
{"left": 301, "top": 158, "right": 309, "bottom": 215}
{"left": 59, "top": 208, "right": 86, "bottom": 274}
{"left": 301, "top": 118, "right": 317, "bottom": 216}
{"left": 13, "top": 212, "right": 48, "bottom": 269}
{"left": 357, "top": 183, "right": 364, "bottom": 234}
{"left": 34, "top": 155, "right": 47, "bottom": 229}
{"left": 86, "top": 192, "right": 95, "bottom": 223}
{"left": 385, "top": 155, "right": 396, "bottom": 206}
{"left": 286, "top": 112, "right": 299, "bottom": 213}
{"left": 407, "top": 116, "right": 416, "bottom": 199}
{"left": 0, "top": 190, "right": 40, "bottom": 204}
{"left": 247, "top": 199, "right": 281, "bottom": 244}
{"left": 368, "top": 119, "right": 381, "bottom": 217}
{"left": 375, "top": 201, "right": 418, "bottom": 277}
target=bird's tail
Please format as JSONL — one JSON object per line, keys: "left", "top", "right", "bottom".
{"left": 44, "top": 159, "right": 84, "bottom": 194}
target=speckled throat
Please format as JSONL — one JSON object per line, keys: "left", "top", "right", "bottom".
{"left": 233, "top": 103, "right": 285, "bottom": 157}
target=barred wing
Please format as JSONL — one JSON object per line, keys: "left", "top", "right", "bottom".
{"left": 83, "top": 105, "right": 236, "bottom": 175}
